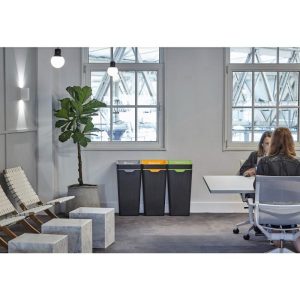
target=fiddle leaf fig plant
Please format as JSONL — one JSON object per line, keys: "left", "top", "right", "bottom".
{"left": 55, "top": 86, "right": 106, "bottom": 185}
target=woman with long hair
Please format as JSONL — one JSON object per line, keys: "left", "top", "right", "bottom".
{"left": 256, "top": 127, "right": 300, "bottom": 176}
{"left": 256, "top": 127, "right": 300, "bottom": 251}
{"left": 240, "top": 131, "right": 272, "bottom": 177}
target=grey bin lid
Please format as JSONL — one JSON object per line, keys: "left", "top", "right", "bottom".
{"left": 116, "top": 160, "right": 140, "bottom": 165}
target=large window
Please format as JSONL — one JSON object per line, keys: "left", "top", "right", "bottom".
{"left": 82, "top": 47, "right": 164, "bottom": 150}
{"left": 225, "top": 47, "right": 300, "bottom": 150}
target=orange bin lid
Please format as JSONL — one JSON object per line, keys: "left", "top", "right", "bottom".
{"left": 141, "top": 159, "right": 168, "bottom": 165}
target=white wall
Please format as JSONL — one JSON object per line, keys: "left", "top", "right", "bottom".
{"left": 37, "top": 47, "right": 254, "bottom": 212}
{"left": 0, "top": 48, "right": 37, "bottom": 192}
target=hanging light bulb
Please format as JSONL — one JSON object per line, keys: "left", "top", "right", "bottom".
{"left": 107, "top": 61, "right": 118, "bottom": 76}
{"left": 51, "top": 48, "right": 65, "bottom": 68}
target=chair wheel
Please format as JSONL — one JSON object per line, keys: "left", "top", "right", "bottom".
{"left": 233, "top": 228, "right": 239, "bottom": 234}
{"left": 243, "top": 234, "right": 250, "bottom": 240}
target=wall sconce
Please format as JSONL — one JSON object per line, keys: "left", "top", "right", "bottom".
{"left": 18, "top": 87, "right": 30, "bottom": 101}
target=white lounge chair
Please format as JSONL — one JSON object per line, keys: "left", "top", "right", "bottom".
{"left": 0, "top": 185, "right": 39, "bottom": 249}
{"left": 4, "top": 167, "right": 74, "bottom": 226}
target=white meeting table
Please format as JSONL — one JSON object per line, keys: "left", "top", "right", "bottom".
{"left": 203, "top": 175, "right": 256, "bottom": 238}
{"left": 203, "top": 175, "right": 255, "bottom": 194}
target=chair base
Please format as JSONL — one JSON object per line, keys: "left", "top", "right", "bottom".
{"left": 268, "top": 247, "right": 294, "bottom": 253}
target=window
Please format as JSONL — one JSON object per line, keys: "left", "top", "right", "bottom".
{"left": 225, "top": 47, "right": 300, "bottom": 150}
{"left": 82, "top": 47, "right": 164, "bottom": 150}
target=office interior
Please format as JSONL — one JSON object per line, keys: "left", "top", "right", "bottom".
{"left": 1, "top": 47, "right": 300, "bottom": 254}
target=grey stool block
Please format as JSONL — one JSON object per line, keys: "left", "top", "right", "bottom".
{"left": 70, "top": 207, "right": 115, "bottom": 248}
{"left": 8, "top": 233, "right": 68, "bottom": 253}
{"left": 41, "top": 218, "right": 92, "bottom": 253}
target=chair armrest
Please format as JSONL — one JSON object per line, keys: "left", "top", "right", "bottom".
{"left": 19, "top": 204, "right": 53, "bottom": 216}
{"left": 47, "top": 196, "right": 75, "bottom": 205}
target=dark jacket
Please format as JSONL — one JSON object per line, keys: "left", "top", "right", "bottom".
{"left": 256, "top": 154, "right": 300, "bottom": 176}
{"left": 239, "top": 151, "right": 259, "bottom": 175}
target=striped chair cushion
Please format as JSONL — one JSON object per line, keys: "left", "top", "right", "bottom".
{"left": 0, "top": 186, "right": 16, "bottom": 217}
{"left": 4, "top": 167, "right": 40, "bottom": 207}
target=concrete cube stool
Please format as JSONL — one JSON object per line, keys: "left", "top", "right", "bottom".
{"left": 69, "top": 207, "right": 115, "bottom": 249}
{"left": 8, "top": 233, "right": 68, "bottom": 253}
{"left": 41, "top": 218, "right": 92, "bottom": 253}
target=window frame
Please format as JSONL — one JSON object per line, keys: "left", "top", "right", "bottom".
{"left": 81, "top": 48, "right": 165, "bottom": 151}
{"left": 224, "top": 47, "right": 300, "bottom": 151}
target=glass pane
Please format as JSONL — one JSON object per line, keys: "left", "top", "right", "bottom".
{"left": 137, "top": 108, "right": 157, "bottom": 141}
{"left": 232, "top": 72, "right": 252, "bottom": 106}
{"left": 137, "top": 48, "right": 159, "bottom": 63}
{"left": 279, "top": 47, "right": 300, "bottom": 63}
{"left": 230, "top": 48, "right": 252, "bottom": 63}
{"left": 278, "top": 108, "right": 298, "bottom": 127}
{"left": 89, "top": 47, "right": 111, "bottom": 63}
{"left": 279, "top": 72, "right": 299, "bottom": 106}
{"left": 112, "top": 108, "right": 135, "bottom": 141}
{"left": 137, "top": 71, "right": 157, "bottom": 105}
{"left": 253, "top": 108, "right": 276, "bottom": 141}
{"left": 91, "top": 108, "right": 111, "bottom": 141}
{"left": 278, "top": 109, "right": 298, "bottom": 141}
{"left": 232, "top": 108, "right": 252, "bottom": 142}
{"left": 113, "top": 71, "right": 135, "bottom": 105}
{"left": 113, "top": 47, "right": 136, "bottom": 63}
{"left": 254, "top": 47, "right": 277, "bottom": 63}
{"left": 254, "top": 72, "right": 277, "bottom": 106}
{"left": 91, "top": 71, "right": 110, "bottom": 105}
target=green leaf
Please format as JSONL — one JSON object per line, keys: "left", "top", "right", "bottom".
{"left": 83, "top": 121, "right": 94, "bottom": 133}
{"left": 59, "top": 131, "right": 72, "bottom": 142}
{"left": 59, "top": 98, "right": 71, "bottom": 110}
{"left": 66, "top": 86, "right": 77, "bottom": 100}
{"left": 55, "top": 120, "right": 67, "bottom": 128}
{"left": 66, "top": 86, "right": 92, "bottom": 104}
{"left": 70, "top": 100, "right": 82, "bottom": 114}
{"left": 83, "top": 99, "right": 106, "bottom": 110}
{"left": 55, "top": 108, "right": 69, "bottom": 119}
{"left": 72, "top": 131, "right": 85, "bottom": 143}
{"left": 79, "top": 136, "right": 91, "bottom": 147}
{"left": 81, "top": 86, "right": 93, "bottom": 103}
{"left": 79, "top": 116, "right": 91, "bottom": 124}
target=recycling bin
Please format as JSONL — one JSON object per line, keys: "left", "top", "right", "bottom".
{"left": 141, "top": 160, "right": 168, "bottom": 216}
{"left": 167, "top": 160, "right": 192, "bottom": 216}
{"left": 116, "top": 160, "right": 141, "bottom": 216}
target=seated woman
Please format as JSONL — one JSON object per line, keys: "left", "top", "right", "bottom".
{"left": 239, "top": 131, "right": 272, "bottom": 177}
{"left": 239, "top": 131, "right": 272, "bottom": 204}
{"left": 256, "top": 127, "right": 300, "bottom": 251}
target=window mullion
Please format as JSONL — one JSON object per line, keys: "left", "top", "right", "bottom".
{"left": 252, "top": 71, "right": 254, "bottom": 142}
{"left": 110, "top": 76, "right": 113, "bottom": 142}
{"left": 135, "top": 71, "right": 138, "bottom": 141}
{"left": 277, "top": 71, "right": 279, "bottom": 128}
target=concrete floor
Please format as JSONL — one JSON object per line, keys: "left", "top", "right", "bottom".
{"left": 1, "top": 213, "right": 296, "bottom": 253}
{"left": 95, "top": 213, "right": 296, "bottom": 253}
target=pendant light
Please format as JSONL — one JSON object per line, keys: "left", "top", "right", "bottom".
{"left": 107, "top": 61, "right": 118, "bottom": 76}
{"left": 51, "top": 48, "right": 65, "bottom": 68}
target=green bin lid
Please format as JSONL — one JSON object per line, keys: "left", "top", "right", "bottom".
{"left": 168, "top": 160, "right": 192, "bottom": 165}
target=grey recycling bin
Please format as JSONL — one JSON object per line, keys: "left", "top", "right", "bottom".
{"left": 167, "top": 160, "right": 192, "bottom": 216}
{"left": 116, "top": 160, "right": 141, "bottom": 216}
{"left": 141, "top": 160, "right": 168, "bottom": 216}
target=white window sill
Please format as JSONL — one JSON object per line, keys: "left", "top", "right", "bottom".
{"left": 82, "top": 142, "right": 166, "bottom": 151}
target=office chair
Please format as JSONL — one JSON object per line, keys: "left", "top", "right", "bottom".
{"left": 254, "top": 175, "right": 300, "bottom": 253}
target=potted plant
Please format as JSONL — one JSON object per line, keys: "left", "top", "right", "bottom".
{"left": 55, "top": 86, "right": 106, "bottom": 212}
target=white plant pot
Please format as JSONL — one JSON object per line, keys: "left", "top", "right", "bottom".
{"left": 66, "top": 184, "right": 101, "bottom": 213}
